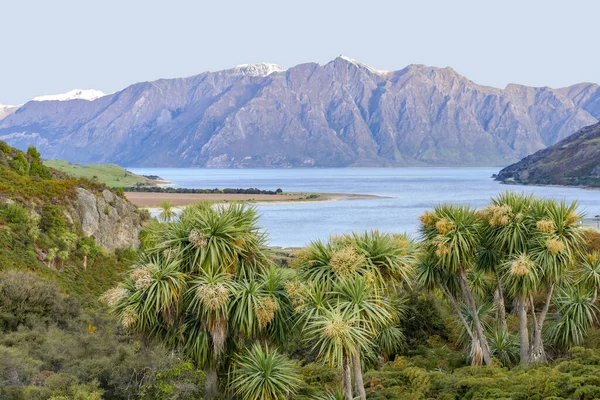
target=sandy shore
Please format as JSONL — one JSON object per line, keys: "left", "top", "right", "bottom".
{"left": 125, "top": 191, "right": 382, "bottom": 210}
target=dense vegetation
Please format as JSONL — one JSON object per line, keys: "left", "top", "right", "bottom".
{"left": 4, "top": 140, "right": 600, "bottom": 399}
{"left": 43, "top": 160, "right": 157, "bottom": 188}
{"left": 101, "top": 196, "right": 600, "bottom": 399}
{"left": 0, "top": 142, "right": 201, "bottom": 399}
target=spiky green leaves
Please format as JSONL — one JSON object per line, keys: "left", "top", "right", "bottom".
{"left": 305, "top": 306, "right": 371, "bottom": 368}
{"left": 230, "top": 343, "right": 301, "bottom": 400}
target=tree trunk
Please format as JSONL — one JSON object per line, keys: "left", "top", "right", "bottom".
{"left": 441, "top": 284, "right": 474, "bottom": 340}
{"left": 517, "top": 297, "right": 530, "bottom": 364}
{"left": 83, "top": 254, "right": 87, "bottom": 270}
{"left": 205, "top": 367, "right": 218, "bottom": 398}
{"left": 458, "top": 270, "right": 492, "bottom": 365}
{"left": 529, "top": 284, "right": 554, "bottom": 364}
{"left": 343, "top": 356, "right": 353, "bottom": 400}
{"left": 494, "top": 268, "right": 508, "bottom": 332}
{"left": 352, "top": 350, "right": 366, "bottom": 400}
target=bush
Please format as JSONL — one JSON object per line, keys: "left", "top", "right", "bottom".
{"left": 0, "top": 202, "right": 29, "bottom": 224}
{"left": 0, "top": 271, "right": 78, "bottom": 332}
{"left": 9, "top": 153, "right": 29, "bottom": 175}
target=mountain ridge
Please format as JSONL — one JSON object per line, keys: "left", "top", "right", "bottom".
{"left": 495, "top": 121, "right": 600, "bottom": 187}
{"left": 1, "top": 56, "right": 599, "bottom": 167}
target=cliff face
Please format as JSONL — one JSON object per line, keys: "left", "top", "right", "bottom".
{"left": 495, "top": 122, "right": 600, "bottom": 187}
{"left": 73, "top": 188, "right": 143, "bottom": 251}
{"left": 0, "top": 140, "right": 144, "bottom": 253}
{"left": 1, "top": 57, "right": 599, "bottom": 167}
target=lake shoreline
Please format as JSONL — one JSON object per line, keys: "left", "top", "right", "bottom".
{"left": 125, "top": 191, "right": 384, "bottom": 210}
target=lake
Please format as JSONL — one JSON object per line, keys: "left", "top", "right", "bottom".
{"left": 127, "top": 168, "right": 600, "bottom": 247}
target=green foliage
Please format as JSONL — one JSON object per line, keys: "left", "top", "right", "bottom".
{"left": 10, "top": 152, "right": 29, "bottom": 175}
{"left": 0, "top": 202, "right": 29, "bottom": 224}
{"left": 0, "top": 271, "right": 78, "bottom": 332}
{"left": 0, "top": 269, "right": 207, "bottom": 400}
{"left": 230, "top": 343, "right": 301, "bottom": 400}
{"left": 2, "top": 141, "right": 600, "bottom": 400}
{"left": 140, "top": 362, "right": 206, "bottom": 399}
{"left": 363, "top": 347, "right": 600, "bottom": 400}
{"left": 27, "top": 145, "right": 41, "bottom": 159}
{"left": 0, "top": 141, "right": 10, "bottom": 154}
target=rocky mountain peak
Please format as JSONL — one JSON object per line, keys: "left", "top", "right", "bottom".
{"left": 231, "top": 63, "right": 286, "bottom": 77}
{"left": 32, "top": 89, "right": 107, "bottom": 102}
{"left": 1, "top": 58, "right": 599, "bottom": 168}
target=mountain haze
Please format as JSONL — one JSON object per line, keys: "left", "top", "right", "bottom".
{"left": 1, "top": 57, "right": 599, "bottom": 167}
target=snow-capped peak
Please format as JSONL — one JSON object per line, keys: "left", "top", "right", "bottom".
{"left": 233, "top": 63, "right": 285, "bottom": 77}
{"left": 32, "top": 89, "right": 107, "bottom": 102}
{"left": 0, "top": 104, "right": 21, "bottom": 120}
{"left": 337, "top": 55, "right": 389, "bottom": 75}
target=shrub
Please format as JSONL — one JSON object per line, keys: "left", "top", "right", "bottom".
{"left": 0, "top": 271, "right": 78, "bottom": 332}
{"left": 9, "top": 153, "right": 29, "bottom": 175}
{"left": 0, "top": 202, "right": 29, "bottom": 224}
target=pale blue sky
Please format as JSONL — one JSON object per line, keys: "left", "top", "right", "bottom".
{"left": 1, "top": 0, "right": 598, "bottom": 104}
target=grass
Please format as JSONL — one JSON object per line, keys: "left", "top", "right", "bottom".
{"left": 44, "top": 160, "right": 155, "bottom": 188}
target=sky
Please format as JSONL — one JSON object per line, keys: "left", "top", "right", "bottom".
{"left": 1, "top": 0, "right": 599, "bottom": 104}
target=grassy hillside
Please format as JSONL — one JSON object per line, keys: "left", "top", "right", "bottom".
{"left": 44, "top": 159, "right": 157, "bottom": 188}
{"left": 0, "top": 142, "right": 203, "bottom": 399}
{"left": 496, "top": 122, "right": 600, "bottom": 187}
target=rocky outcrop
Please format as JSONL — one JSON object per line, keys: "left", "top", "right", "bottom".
{"left": 495, "top": 122, "right": 600, "bottom": 187}
{"left": 74, "top": 188, "right": 143, "bottom": 250}
{"left": 1, "top": 57, "right": 600, "bottom": 167}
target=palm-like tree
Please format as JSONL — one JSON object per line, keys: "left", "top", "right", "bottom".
{"left": 488, "top": 326, "right": 519, "bottom": 367}
{"left": 548, "top": 286, "right": 598, "bottom": 349}
{"left": 479, "top": 192, "right": 534, "bottom": 333}
{"left": 103, "top": 203, "right": 287, "bottom": 398}
{"left": 158, "top": 200, "right": 177, "bottom": 222}
{"left": 294, "top": 231, "right": 419, "bottom": 399}
{"left": 79, "top": 243, "right": 91, "bottom": 270}
{"left": 47, "top": 247, "right": 58, "bottom": 268}
{"left": 502, "top": 252, "right": 538, "bottom": 364}
{"left": 304, "top": 306, "right": 371, "bottom": 400}
{"left": 420, "top": 204, "right": 493, "bottom": 365}
{"left": 229, "top": 343, "right": 301, "bottom": 400}
{"left": 335, "top": 277, "right": 396, "bottom": 399}
{"left": 527, "top": 200, "right": 584, "bottom": 363}
{"left": 578, "top": 251, "right": 600, "bottom": 303}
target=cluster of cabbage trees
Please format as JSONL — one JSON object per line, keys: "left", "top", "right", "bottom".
{"left": 418, "top": 192, "right": 595, "bottom": 366}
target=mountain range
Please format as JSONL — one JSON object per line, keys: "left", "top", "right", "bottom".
{"left": 495, "top": 121, "right": 600, "bottom": 187}
{"left": 1, "top": 56, "right": 600, "bottom": 167}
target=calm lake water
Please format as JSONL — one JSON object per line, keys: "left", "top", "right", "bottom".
{"left": 128, "top": 168, "right": 600, "bottom": 248}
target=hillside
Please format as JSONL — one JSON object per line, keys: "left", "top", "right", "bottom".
{"left": 0, "top": 142, "right": 208, "bottom": 399}
{"left": 495, "top": 122, "right": 600, "bottom": 187}
{"left": 0, "top": 141, "right": 146, "bottom": 271}
{"left": 1, "top": 57, "right": 599, "bottom": 167}
{"left": 44, "top": 159, "right": 159, "bottom": 188}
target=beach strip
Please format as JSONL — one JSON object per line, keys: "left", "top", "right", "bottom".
{"left": 125, "top": 191, "right": 382, "bottom": 210}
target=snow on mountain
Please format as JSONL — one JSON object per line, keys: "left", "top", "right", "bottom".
{"left": 232, "top": 63, "right": 286, "bottom": 77}
{"left": 338, "top": 55, "right": 390, "bottom": 75}
{"left": 32, "top": 89, "right": 107, "bottom": 102}
{"left": 0, "top": 104, "right": 22, "bottom": 120}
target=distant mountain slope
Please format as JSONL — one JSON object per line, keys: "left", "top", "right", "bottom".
{"left": 0, "top": 104, "right": 20, "bottom": 120}
{"left": 1, "top": 57, "right": 600, "bottom": 167}
{"left": 495, "top": 122, "right": 600, "bottom": 187}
